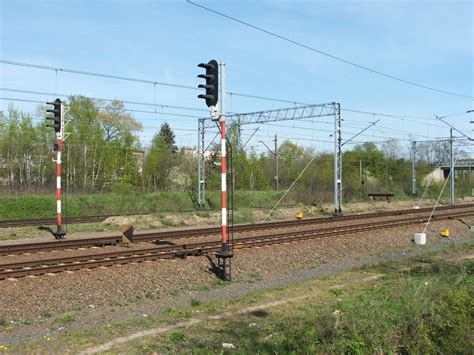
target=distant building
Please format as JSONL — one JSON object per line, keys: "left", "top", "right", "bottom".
{"left": 132, "top": 150, "right": 145, "bottom": 174}
{"left": 423, "top": 167, "right": 445, "bottom": 183}
{"left": 0, "top": 159, "right": 7, "bottom": 186}
{"left": 182, "top": 147, "right": 212, "bottom": 158}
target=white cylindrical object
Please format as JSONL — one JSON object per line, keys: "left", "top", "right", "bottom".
{"left": 414, "top": 233, "right": 426, "bottom": 245}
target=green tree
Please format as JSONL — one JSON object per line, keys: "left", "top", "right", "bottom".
{"left": 158, "top": 122, "right": 177, "bottom": 153}
{"left": 62, "top": 96, "right": 142, "bottom": 192}
{"left": 143, "top": 123, "right": 178, "bottom": 190}
{"left": 97, "top": 100, "right": 142, "bottom": 142}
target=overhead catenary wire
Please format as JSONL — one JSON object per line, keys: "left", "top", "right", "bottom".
{"left": 2, "top": 95, "right": 449, "bottom": 140}
{"left": 0, "top": 97, "right": 202, "bottom": 119}
{"left": 8, "top": 110, "right": 446, "bottom": 142}
{"left": 0, "top": 60, "right": 199, "bottom": 91}
{"left": 2, "top": 60, "right": 470, "bottom": 124}
{"left": 186, "top": 1, "right": 473, "bottom": 99}
{"left": 2, "top": 92, "right": 470, "bottom": 153}
{"left": 223, "top": 92, "right": 454, "bottom": 129}
{"left": 0, "top": 87, "right": 209, "bottom": 113}
{"left": 4, "top": 113, "right": 458, "bottom": 149}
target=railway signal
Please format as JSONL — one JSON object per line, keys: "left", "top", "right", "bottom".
{"left": 197, "top": 60, "right": 233, "bottom": 281}
{"left": 46, "top": 98, "right": 62, "bottom": 133}
{"left": 46, "top": 98, "right": 66, "bottom": 240}
{"left": 197, "top": 59, "right": 219, "bottom": 112}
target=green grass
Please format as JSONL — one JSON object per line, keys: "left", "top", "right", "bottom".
{"left": 0, "top": 191, "right": 285, "bottom": 220}
{"left": 55, "top": 313, "right": 75, "bottom": 325}
{"left": 20, "top": 318, "right": 33, "bottom": 325}
{"left": 211, "top": 279, "right": 230, "bottom": 288}
{"left": 163, "top": 307, "right": 193, "bottom": 319}
{"left": 169, "top": 331, "right": 186, "bottom": 342}
{"left": 40, "top": 310, "right": 53, "bottom": 319}
{"left": 190, "top": 299, "right": 202, "bottom": 307}
{"left": 124, "top": 253, "right": 473, "bottom": 354}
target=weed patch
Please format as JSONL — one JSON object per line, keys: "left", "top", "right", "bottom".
{"left": 169, "top": 331, "right": 186, "bottom": 342}
{"left": 212, "top": 279, "right": 229, "bottom": 288}
{"left": 190, "top": 299, "right": 202, "bottom": 307}
{"left": 55, "top": 313, "right": 75, "bottom": 325}
{"left": 40, "top": 310, "right": 52, "bottom": 319}
{"left": 20, "top": 318, "right": 33, "bottom": 325}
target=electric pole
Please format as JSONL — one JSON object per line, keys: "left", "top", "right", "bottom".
{"left": 334, "top": 103, "right": 342, "bottom": 215}
{"left": 435, "top": 110, "right": 474, "bottom": 205}
{"left": 274, "top": 135, "right": 279, "bottom": 190}
{"left": 197, "top": 118, "right": 206, "bottom": 208}
{"left": 412, "top": 141, "right": 416, "bottom": 196}
{"left": 450, "top": 128, "right": 454, "bottom": 206}
{"left": 259, "top": 136, "right": 279, "bottom": 190}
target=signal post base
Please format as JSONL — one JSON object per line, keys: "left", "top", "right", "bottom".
{"left": 53, "top": 231, "right": 66, "bottom": 240}
{"left": 53, "top": 225, "right": 66, "bottom": 240}
{"left": 215, "top": 244, "right": 233, "bottom": 282}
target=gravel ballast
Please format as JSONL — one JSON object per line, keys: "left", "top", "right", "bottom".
{"left": 0, "top": 217, "right": 472, "bottom": 346}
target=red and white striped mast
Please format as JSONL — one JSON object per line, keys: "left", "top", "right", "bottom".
{"left": 217, "top": 62, "right": 232, "bottom": 277}
{"left": 46, "top": 98, "right": 66, "bottom": 239}
{"left": 197, "top": 60, "right": 233, "bottom": 281}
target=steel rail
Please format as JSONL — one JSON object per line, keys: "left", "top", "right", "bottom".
{"left": 2, "top": 203, "right": 472, "bottom": 230}
{"left": 0, "top": 209, "right": 472, "bottom": 280}
{"left": 0, "top": 215, "right": 116, "bottom": 228}
{"left": 0, "top": 204, "right": 472, "bottom": 256}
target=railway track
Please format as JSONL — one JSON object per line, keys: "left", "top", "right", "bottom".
{"left": 0, "top": 203, "right": 472, "bottom": 256}
{"left": 0, "top": 204, "right": 306, "bottom": 229}
{"left": 0, "top": 215, "right": 114, "bottom": 228}
{"left": 0, "top": 208, "right": 472, "bottom": 280}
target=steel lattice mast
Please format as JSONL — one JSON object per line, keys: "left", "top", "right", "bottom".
{"left": 197, "top": 102, "right": 340, "bottom": 211}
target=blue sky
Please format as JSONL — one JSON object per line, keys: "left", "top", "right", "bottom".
{"left": 1, "top": 0, "right": 473, "bottom": 154}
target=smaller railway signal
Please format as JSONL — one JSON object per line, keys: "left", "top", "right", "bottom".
{"left": 197, "top": 59, "right": 219, "bottom": 108}
{"left": 46, "top": 98, "right": 66, "bottom": 240}
{"left": 46, "top": 98, "right": 62, "bottom": 133}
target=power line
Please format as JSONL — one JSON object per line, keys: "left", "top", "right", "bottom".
{"left": 0, "top": 60, "right": 199, "bottom": 91}
{"left": 3, "top": 111, "right": 400, "bottom": 142}
{"left": 3, "top": 115, "right": 198, "bottom": 133}
{"left": 0, "top": 87, "right": 208, "bottom": 113}
{"left": 1, "top": 98, "right": 447, "bottom": 143}
{"left": 342, "top": 108, "right": 436, "bottom": 121}
{"left": 186, "top": 1, "right": 473, "bottom": 99}
{"left": 0, "top": 91, "right": 460, "bottom": 139}
{"left": 228, "top": 91, "right": 306, "bottom": 105}
{"left": 2, "top": 92, "right": 442, "bottom": 132}
{"left": 0, "top": 60, "right": 306, "bottom": 110}
{"left": 2, "top": 62, "right": 465, "bottom": 126}
{"left": 0, "top": 97, "right": 202, "bottom": 119}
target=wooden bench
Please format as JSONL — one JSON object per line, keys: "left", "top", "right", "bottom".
{"left": 368, "top": 192, "right": 395, "bottom": 202}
